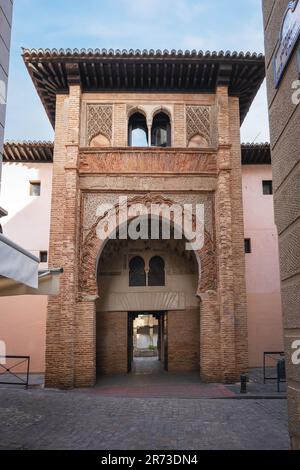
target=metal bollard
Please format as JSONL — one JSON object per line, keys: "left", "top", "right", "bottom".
{"left": 240, "top": 374, "right": 248, "bottom": 394}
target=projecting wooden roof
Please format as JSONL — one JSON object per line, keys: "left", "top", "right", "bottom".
{"left": 22, "top": 48, "right": 265, "bottom": 127}
{"left": 3, "top": 141, "right": 54, "bottom": 162}
{"left": 241, "top": 143, "right": 271, "bottom": 165}
{"left": 3, "top": 141, "right": 271, "bottom": 165}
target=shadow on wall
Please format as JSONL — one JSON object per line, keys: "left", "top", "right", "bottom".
{"left": 1, "top": 162, "right": 52, "bottom": 256}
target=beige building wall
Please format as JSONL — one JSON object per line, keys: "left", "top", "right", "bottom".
{"left": 0, "top": 161, "right": 52, "bottom": 372}
{"left": 242, "top": 165, "right": 283, "bottom": 366}
{"left": 262, "top": 0, "right": 300, "bottom": 449}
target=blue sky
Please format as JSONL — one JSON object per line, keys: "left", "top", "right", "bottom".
{"left": 4, "top": 0, "right": 269, "bottom": 143}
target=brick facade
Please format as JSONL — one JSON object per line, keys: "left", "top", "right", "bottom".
{"left": 96, "top": 312, "right": 128, "bottom": 376}
{"left": 168, "top": 309, "right": 200, "bottom": 372}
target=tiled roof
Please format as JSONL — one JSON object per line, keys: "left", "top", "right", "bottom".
{"left": 22, "top": 48, "right": 265, "bottom": 127}
{"left": 241, "top": 143, "right": 271, "bottom": 165}
{"left": 3, "top": 141, "right": 54, "bottom": 162}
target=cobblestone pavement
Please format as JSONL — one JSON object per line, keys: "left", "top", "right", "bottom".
{"left": 0, "top": 388, "right": 290, "bottom": 450}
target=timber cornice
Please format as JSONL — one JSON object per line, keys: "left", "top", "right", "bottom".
{"left": 22, "top": 48, "right": 265, "bottom": 127}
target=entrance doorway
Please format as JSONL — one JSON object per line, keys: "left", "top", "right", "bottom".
{"left": 128, "top": 312, "right": 168, "bottom": 375}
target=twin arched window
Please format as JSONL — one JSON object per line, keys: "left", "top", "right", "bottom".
{"left": 129, "top": 256, "right": 165, "bottom": 287}
{"left": 128, "top": 112, "right": 171, "bottom": 148}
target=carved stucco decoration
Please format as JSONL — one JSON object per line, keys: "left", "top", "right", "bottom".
{"left": 79, "top": 193, "right": 216, "bottom": 299}
{"left": 81, "top": 192, "right": 214, "bottom": 243}
{"left": 87, "top": 104, "right": 113, "bottom": 145}
{"left": 186, "top": 105, "right": 211, "bottom": 145}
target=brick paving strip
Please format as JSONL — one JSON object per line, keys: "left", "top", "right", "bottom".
{"left": 86, "top": 384, "right": 235, "bottom": 399}
{"left": 0, "top": 387, "right": 290, "bottom": 450}
{"left": 0, "top": 367, "right": 287, "bottom": 399}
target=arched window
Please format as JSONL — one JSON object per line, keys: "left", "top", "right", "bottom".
{"left": 148, "top": 256, "right": 165, "bottom": 287}
{"left": 151, "top": 112, "right": 171, "bottom": 147}
{"left": 129, "top": 256, "right": 146, "bottom": 286}
{"left": 128, "top": 112, "right": 148, "bottom": 147}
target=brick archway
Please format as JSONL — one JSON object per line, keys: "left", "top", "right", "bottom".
{"left": 78, "top": 194, "right": 216, "bottom": 300}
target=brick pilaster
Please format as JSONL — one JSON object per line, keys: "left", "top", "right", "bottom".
{"left": 214, "top": 87, "right": 238, "bottom": 383}
{"left": 46, "top": 85, "right": 82, "bottom": 389}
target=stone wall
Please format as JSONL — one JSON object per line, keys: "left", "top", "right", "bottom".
{"left": 262, "top": 0, "right": 300, "bottom": 449}
{"left": 168, "top": 309, "right": 200, "bottom": 372}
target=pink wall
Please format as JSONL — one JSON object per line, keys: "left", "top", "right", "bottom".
{"left": 242, "top": 165, "right": 284, "bottom": 367}
{"left": 0, "top": 162, "right": 52, "bottom": 372}
{"left": 0, "top": 296, "right": 47, "bottom": 372}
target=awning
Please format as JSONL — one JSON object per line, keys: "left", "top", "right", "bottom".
{"left": 0, "top": 207, "right": 8, "bottom": 218}
{"left": 0, "top": 268, "right": 63, "bottom": 297}
{"left": 0, "top": 234, "right": 39, "bottom": 288}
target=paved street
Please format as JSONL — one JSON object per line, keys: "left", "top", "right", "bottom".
{"left": 0, "top": 387, "right": 290, "bottom": 450}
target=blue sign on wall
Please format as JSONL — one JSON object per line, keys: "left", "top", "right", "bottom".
{"left": 274, "top": 0, "right": 300, "bottom": 88}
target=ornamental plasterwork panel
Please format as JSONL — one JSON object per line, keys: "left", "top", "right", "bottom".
{"left": 81, "top": 192, "right": 214, "bottom": 243}
{"left": 186, "top": 105, "right": 211, "bottom": 144}
{"left": 87, "top": 104, "right": 113, "bottom": 145}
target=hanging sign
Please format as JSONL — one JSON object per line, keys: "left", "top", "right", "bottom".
{"left": 274, "top": 0, "right": 300, "bottom": 88}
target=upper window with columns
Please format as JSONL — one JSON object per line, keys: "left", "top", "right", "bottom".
{"left": 128, "top": 108, "right": 171, "bottom": 148}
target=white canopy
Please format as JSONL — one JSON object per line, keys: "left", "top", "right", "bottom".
{"left": 0, "top": 269, "right": 63, "bottom": 297}
{"left": 0, "top": 234, "right": 62, "bottom": 296}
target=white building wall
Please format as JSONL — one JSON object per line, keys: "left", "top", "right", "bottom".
{"left": 0, "top": 161, "right": 52, "bottom": 372}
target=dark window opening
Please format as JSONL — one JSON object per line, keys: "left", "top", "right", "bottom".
{"left": 128, "top": 112, "right": 148, "bottom": 147}
{"left": 129, "top": 256, "right": 147, "bottom": 286}
{"left": 151, "top": 112, "right": 171, "bottom": 147}
{"left": 263, "top": 180, "right": 273, "bottom": 195}
{"left": 40, "top": 251, "right": 48, "bottom": 263}
{"left": 30, "top": 182, "right": 41, "bottom": 197}
{"left": 244, "top": 239, "right": 252, "bottom": 254}
{"left": 148, "top": 256, "right": 165, "bottom": 287}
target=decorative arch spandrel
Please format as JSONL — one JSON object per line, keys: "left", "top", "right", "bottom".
{"left": 78, "top": 194, "right": 216, "bottom": 300}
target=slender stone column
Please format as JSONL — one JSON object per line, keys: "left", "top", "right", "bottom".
{"left": 147, "top": 123, "right": 152, "bottom": 147}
